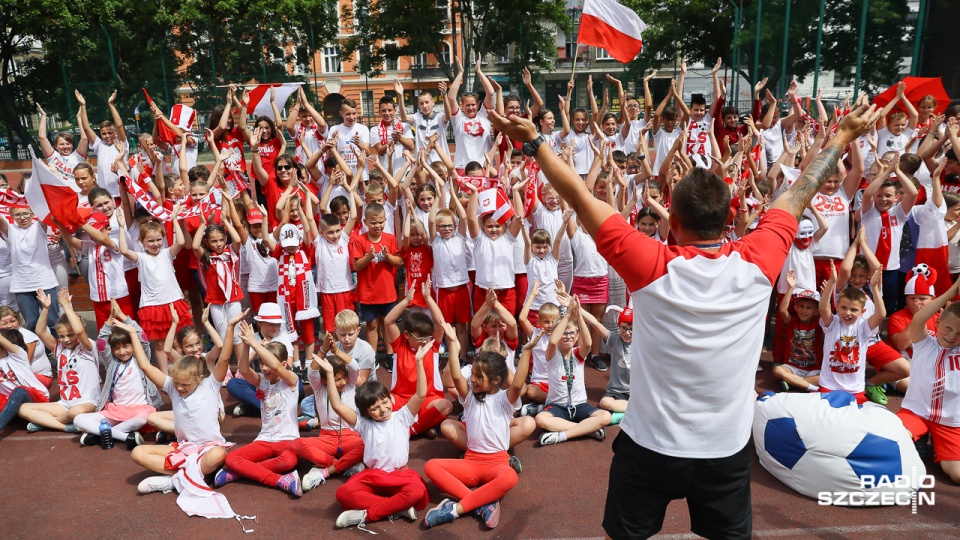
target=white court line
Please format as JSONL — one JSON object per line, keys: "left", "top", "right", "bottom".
{"left": 2, "top": 434, "right": 74, "bottom": 442}
{"left": 536, "top": 522, "right": 960, "bottom": 540}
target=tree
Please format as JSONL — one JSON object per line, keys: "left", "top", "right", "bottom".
{"left": 619, "top": 0, "right": 912, "bottom": 96}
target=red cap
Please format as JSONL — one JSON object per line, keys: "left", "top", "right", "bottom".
{"left": 86, "top": 212, "right": 110, "bottom": 230}
{"left": 247, "top": 207, "right": 264, "bottom": 225}
{"left": 618, "top": 308, "right": 634, "bottom": 326}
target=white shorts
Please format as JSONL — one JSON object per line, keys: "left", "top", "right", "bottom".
{"left": 780, "top": 364, "right": 820, "bottom": 379}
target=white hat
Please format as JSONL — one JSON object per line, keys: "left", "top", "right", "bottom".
{"left": 793, "top": 289, "right": 821, "bottom": 303}
{"left": 279, "top": 224, "right": 302, "bottom": 248}
{"left": 254, "top": 302, "right": 283, "bottom": 323}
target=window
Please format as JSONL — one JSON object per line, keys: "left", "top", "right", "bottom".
{"left": 323, "top": 46, "right": 342, "bottom": 73}
{"left": 438, "top": 43, "right": 451, "bottom": 66}
{"left": 436, "top": 0, "right": 450, "bottom": 20}
{"left": 413, "top": 52, "right": 430, "bottom": 68}
{"left": 384, "top": 43, "right": 400, "bottom": 71}
{"left": 291, "top": 46, "right": 310, "bottom": 76}
{"left": 595, "top": 47, "right": 612, "bottom": 61}
{"left": 564, "top": 8, "right": 581, "bottom": 58}
{"left": 361, "top": 90, "right": 375, "bottom": 119}
{"left": 496, "top": 46, "right": 510, "bottom": 64}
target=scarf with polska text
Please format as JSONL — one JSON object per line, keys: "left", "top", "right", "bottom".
{"left": 276, "top": 249, "right": 319, "bottom": 341}
{"left": 0, "top": 189, "right": 27, "bottom": 208}
{"left": 378, "top": 119, "right": 403, "bottom": 146}
{"left": 456, "top": 175, "right": 500, "bottom": 193}
{"left": 123, "top": 175, "right": 221, "bottom": 222}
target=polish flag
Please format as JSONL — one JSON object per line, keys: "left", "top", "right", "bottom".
{"left": 477, "top": 188, "right": 515, "bottom": 225}
{"left": 246, "top": 83, "right": 303, "bottom": 118}
{"left": 25, "top": 152, "right": 90, "bottom": 233}
{"left": 142, "top": 88, "right": 194, "bottom": 147}
{"left": 578, "top": 0, "right": 647, "bottom": 64}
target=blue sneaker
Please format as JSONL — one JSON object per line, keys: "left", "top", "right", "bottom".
{"left": 214, "top": 467, "right": 239, "bottom": 488}
{"left": 26, "top": 422, "right": 45, "bottom": 433}
{"left": 277, "top": 471, "right": 303, "bottom": 497}
{"left": 475, "top": 500, "right": 500, "bottom": 528}
{"left": 63, "top": 423, "right": 82, "bottom": 434}
{"left": 423, "top": 498, "right": 457, "bottom": 528}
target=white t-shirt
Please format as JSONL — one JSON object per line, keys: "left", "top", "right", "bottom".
{"left": 622, "top": 119, "right": 648, "bottom": 155}
{"left": 431, "top": 234, "right": 470, "bottom": 289}
{"left": 472, "top": 232, "right": 517, "bottom": 290}
{"left": 411, "top": 111, "right": 448, "bottom": 163}
{"left": 806, "top": 189, "right": 852, "bottom": 259}
{"left": 18, "top": 328, "right": 50, "bottom": 377}
{"left": 137, "top": 248, "right": 184, "bottom": 307}
{"left": 171, "top": 140, "right": 199, "bottom": 173}
{"left": 530, "top": 205, "right": 572, "bottom": 266}
{"left": 564, "top": 131, "right": 592, "bottom": 175}
{"left": 570, "top": 229, "right": 607, "bottom": 277}
{"left": 55, "top": 342, "right": 100, "bottom": 408}
{"left": 526, "top": 254, "right": 558, "bottom": 311}
{"left": 529, "top": 332, "right": 551, "bottom": 384}
{"left": 818, "top": 316, "right": 876, "bottom": 394}
{"left": 355, "top": 405, "right": 416, "bottom": 472}
{"left": 653, "top": 127, "right": 682, "bottom": 175}
{"left": 91, "top": 137, "right": 127, "bottom": 198}
{"left": 371, "top": 121, "right": 413, "bottom": 173}
{"left": 761, "top": 120, "right": 785, "bottom": 166}
{"left": 777, "top": 244, "right": 816, "bottom": 294}
{"left": 254, "top": 375, "right": 300, "bottom": 442}
{"left": 329, "top": 123, "right": 371, "bottom": 177}
{"left": 461, "top": 384, "right": 520, "bottom": 454}
{"left": 5, "top": 223, "right": 59, "bottom": 293}
{"left": 107, "top": 360, "right": 149, "bottom": 407}
{"left": 901, "top": 335, "right": 960, "bottom": 427}
{"left": 46, "top": 151, "right": 85, "bottom": 185}
{"left": 308, "top": 359, "right": 360, "bottom": 431}
{"left": 545, "top": 348, "right": 587, "bottom": 406}
{"left": 82, "top": 238, "right": 128, "bottom": 303}
{"left": 244, "top": 238, "right": 278, "bottom": 294}
{"left": 451, "top": 106, "right": 492, "bottom": 169}
{"left": 342, "top": 339, "right": 377, "bottom": 383}
{"left": 294, "top": 123, "right": 326, "bottom": 165}
{"left": 861, "top": 204, "right": 908, "bottom": 271}
{"left": 314, "top": 234, "right": 355, "bottom": 293}
{"left": 686, "top": 114, "right": 714, "bottom": 158}
{"left": 0, "top": 348, "right": 47, "bottom": 397}
{"left": 164, "top": 374, "right": 226, "bottom": 445}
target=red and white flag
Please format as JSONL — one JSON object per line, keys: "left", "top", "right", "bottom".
{"left": 246, "top": 83, "right": 302, "bottom": 118}
{"left": 143, "top": 88, "right": 195, "bottom": 147}
{"left": 477, "top": 188, "right": 515, "bottom": 225}
{"left": 25, "top": 153, "right": 89, "bottom": 233}
{"left": 578, "top": 0, "right": 647, "bottom": 64}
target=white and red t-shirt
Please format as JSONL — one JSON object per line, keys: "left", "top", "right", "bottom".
{"left": 686, "top": 114, "right": 714, "bottom": 157}
{"left": 861, "top": 204, "right": 908, "bottom": 271}
{"left": 45, "top": 150, "right": 85, "bottom": 184}
{"left": 411, "top": 111, "right": 447, "bottom": 163}
{"left": 806, "top": 189, "right": 852, "bottom": 259}
{"left": 451, "top": 106, "right": 492, "bottom": 170}
{"left": 254, "top": 375, "right": 299, "bottom": 442}
{"left": 328, "top": 123, "right": 370, "bottom": 178}
{"left": 314, "top": 233, "right": 354, "bottom": 294}
{"left": 622, "top": 119, "right": 649, "bottom": 155}
{"left": 55, "top": 342, "right": 100, "bottom": 408}
{"left": 901, "top": 335, "right": 960, "bottom": 427}
{"left": 293, "top": 124, "right": 325, "bottom": 165}
{"left": 777, "top": 244, "right": 816, "bottom": 294}
{"left": 371, "top": 120, "right": 412, "bottom": 173}
{"left": 595, "top": 208, "right": 796, "bottom": 459}
{"left": 308, "top": 359, "right": 359, "bottom": 432}
{"left": 354, "top": 405, "right": 415, "bottom": 472}
{"left": 818, "top": 316, "right": 876, "bottom": 394}
{"left": 82, "top": 238, "right": 128, "bottom": 303}
{"left": 545, "top": 347, "right": 587, "bottom": 406}
{"left": 0, "top": 348, "right": 47, "bottom": 397}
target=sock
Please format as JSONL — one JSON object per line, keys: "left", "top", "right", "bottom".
{"left": 450, "top": 505, "right": 460, "bottom": 518}
{"left": 610, "top": 412, "right": 624, "bottom": 425}
{"left": 557, "top": 432, "right": 568, "bottom": 443}
{"left": 807, "top": 384, "right": 819, "bottom": 392}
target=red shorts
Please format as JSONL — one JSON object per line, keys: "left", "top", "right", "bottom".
{"left": 320, "top": 291, "right": 357, "bottom": 333}
{"left": 897, "top": 408, "right": 960, "bottom": 462}
{"left": 526, "top": 309, "right": 540, "bottom": 329}
{"left": 818, "top": 386, "right": 867, "bottom": 404}
{"left": 437, "top": 284, "right": 472, "bottom": 324}
{"left": 529, "top": 381, "right": 549, "bottom": 393}
{"left": 814, "top": 258, "right": 841, "bottom": 289}
{"left": 866, "top": 341, "right": 903, "bottom": 370}
{"left": 247, "top": 291, "right": 276, "bottom": 320}
{"left": 472, "top": 286, "right": 517, "bottom": 317}
{"left": 92, "top": 295, "right": 133, "bottom": 331}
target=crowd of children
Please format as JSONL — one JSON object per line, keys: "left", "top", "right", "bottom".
{"left": 1, "top": 59, "right": 959, "bottom": 531}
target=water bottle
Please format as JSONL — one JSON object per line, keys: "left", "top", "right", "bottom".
{"left": 99, "top": 419, "right": 114, "bottom": 450}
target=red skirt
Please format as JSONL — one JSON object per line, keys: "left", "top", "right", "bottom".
{"left": 140, "top": 299, "right": 194, "bottom": 341}
{"left": 570, "top": 275, "right": 609, "bottom": 304}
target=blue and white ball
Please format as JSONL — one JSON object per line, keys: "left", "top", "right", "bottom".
{"left": 753, "top": 391, "right": 925, "bottom": 502}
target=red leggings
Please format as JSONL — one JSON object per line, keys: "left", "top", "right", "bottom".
{"left": 247, "top": 291, "right": 276, "bottom": 320}
{"left": 224, "top": 440, "right": 298, "bottom": 486}
{"left": 291, "top": 429, "right": 364, "bottom": 471}
{"left": 92, "top": 295, "right": 134, "bottom": 331}
{"left": 393, "top": 394, "right": 448, "bottom": 436}
{"left": 424, "top": 450, "right": 518, "bottom": 512}
{"left": 336, "top": 467, "right": 429, "bottom": 522}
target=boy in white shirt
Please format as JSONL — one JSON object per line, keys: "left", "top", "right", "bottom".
{"left": 372, "top": 96, "right": 414, "bottom": 173}
{"left": 395, "top": 80, "right": 447, "bottom": 163}
{"left": 327, "top": 99, "right": 370, "bottom": 179}
{"left": 77, "top": 90, "right": 128, "bottom": 199}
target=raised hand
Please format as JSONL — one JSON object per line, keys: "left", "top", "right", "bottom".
{"left": 36, "top": 288, "right": 51, "bottom": 309}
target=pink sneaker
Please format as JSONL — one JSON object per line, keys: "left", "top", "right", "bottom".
{"left": 221, "top": 369, "right": 233, "bottom": 387}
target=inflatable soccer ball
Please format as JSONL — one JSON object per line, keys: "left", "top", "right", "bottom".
{"left": 754, "top": 391, "right": 925, "bottom": 502}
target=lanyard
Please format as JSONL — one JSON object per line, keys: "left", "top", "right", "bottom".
{"left": 562, "top": 351, "right": 576, "bottom": 409}
{"left": 325, "top": 391, "right": 344, "bottom": 455}
{"left": 110, "top": 361, "right": 130, "bottom": 401}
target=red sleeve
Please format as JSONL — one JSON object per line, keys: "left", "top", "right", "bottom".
{"left": 594, "top": 214, "right": 675, "bottom": 293}
{"left": 751, "top": 99, "right": 761, "bottom": 121}
{"left": 733, "top": 209, "right": 797, "bottom": 284}
{"left": 349, "top": 236, "right": 366, "bottom": 261}
{"left": 713, "top": 97, "right": 726, "bottom": 127}
{"left": 886, "top": 309, "right": 911, "bottom": 339}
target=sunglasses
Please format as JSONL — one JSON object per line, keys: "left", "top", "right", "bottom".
{"left": 277, "top": 164, "right": 294, "bottom": 171}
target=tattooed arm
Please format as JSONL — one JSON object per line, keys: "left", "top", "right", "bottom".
{"left": 770, "top": 104, "right": 882, "bottom": 221}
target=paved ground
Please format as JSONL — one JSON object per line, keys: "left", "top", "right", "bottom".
{"left": 2, "top": 347, "right": 960, "bottom": 539}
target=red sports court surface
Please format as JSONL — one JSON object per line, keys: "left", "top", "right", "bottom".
{"left": 2, "top": 358, "right": 959, "bottom": 539}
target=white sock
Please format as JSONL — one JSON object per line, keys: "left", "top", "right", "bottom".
{"left": 807, "top": 384, "right": 819, "bottom": 392}
{"left": 558, "top": 432, "right": 568, "bottom": 443}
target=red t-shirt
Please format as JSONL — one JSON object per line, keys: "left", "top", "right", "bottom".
{"left": 712, "top": 97, "right": 761, "bottom": 147}
{"left": 350, "top": 232, "right": 399, "bottom": 305}
{"left": 258, "top": 136, "right": 282, "bottom": 180}
{"left": 185, "top": 208, "right": 223, "bottom": 270}
{"left": 261, "top": 181, "right": 305, "bottom": 230}
{"left": 389, "top": 335, "right": 443, "bottom": 401}
{"left": 401, "top": 245, "right": 434, "bottom": 308}
{"left": 887, "top": 308, "right": 939, "bottom": 357}
{"left": 202, "top": 245, "right": 243, "bottom": 304}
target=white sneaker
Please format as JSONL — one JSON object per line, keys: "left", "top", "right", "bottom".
{"left": 302, "top": 467, "right": 328, "bottom": 492}
{"left": 539, "top": 431, "right": 563, "bottom": 446}
{"left": 390, "top": 506, "right": 417, "bottom": 521}
{"left": 591, "top": 428, "right": 606, "bottom": 441}
{"left": 138, "top": 475, "right": 174, "bottom": 494}
{"left": 336, "top": 509, "right": 368, "bottom": 528}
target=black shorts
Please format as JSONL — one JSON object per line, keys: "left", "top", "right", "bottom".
{"left": 543, "top": 402, "right": 600, "bottom": 422}
{"left": 359, "top": 302, "right": 396, "bottom": 323}
{"left": 603, "top": 391, "right": 630, "bottom": 401}
{"left": 602, "top": 432, "right": 752, "bottom": 540}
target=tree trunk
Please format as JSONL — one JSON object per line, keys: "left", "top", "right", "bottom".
{"left": 0, "top": 81, "right": 38, "bottom": 159}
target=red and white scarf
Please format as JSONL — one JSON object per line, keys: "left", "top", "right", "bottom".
{"left": 123, "top": 175, "right": 221, "bottom": 223}
{"left": 0, "top": 189, "right": 27, "bottom": 208}
{"left": 276, "top": 249, "right": 319, "bottom": 339}
{"left": 209, "top": 248, "right": 240, "bottom": 301}
{"left": 379, "top": 119, "right": 403, "bottom": 145}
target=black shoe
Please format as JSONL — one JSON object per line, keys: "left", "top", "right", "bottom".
{"left": 156, "top": 431, "right": 171, "bottom": 445}
{"left": 915, "top": 434, "right": 931, "bottom": 461}
{"left": 126, "top": 432, "right": 144, "bottom": 450}
{"left": 592, "top": 355, "right": 608, "bottom": 372}
{"left": 80, "top": 433, "right": 101, "bottom": 446}
{"left": 376, "top": 354, "right": 394, "bottom": 373}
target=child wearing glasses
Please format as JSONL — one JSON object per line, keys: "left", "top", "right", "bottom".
{"left": 0, "top": 206, "right": 61, "bottom": 332}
